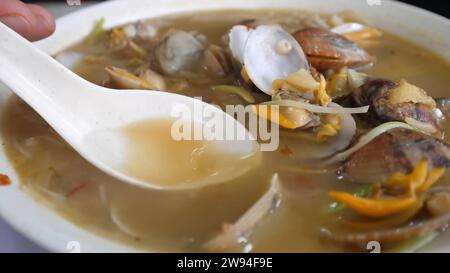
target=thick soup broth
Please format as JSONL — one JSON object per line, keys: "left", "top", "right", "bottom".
{"left": 2, "top": 9, "right": 450, "bottom": 252}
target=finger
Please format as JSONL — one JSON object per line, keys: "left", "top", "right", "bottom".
{"left": 27, "top": 4, "right": 56, "bottom": 40}
{"left": 0, "top": 0, "right": 56, "bottom": 41}
{"left": 0, "top": 0, "right": 35, "bottom": 40}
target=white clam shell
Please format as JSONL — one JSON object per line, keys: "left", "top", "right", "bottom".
{"left": 229, "top": 25, "right": 252, "bottom": 64}
{"left": 323, "top": 103, "right": 357, "bottom": 158}
{"left": 282, "top": 103, "right": 357, "bottom": 160}
{"left": 243, "top": 25, "right": 309, "bottom": 95}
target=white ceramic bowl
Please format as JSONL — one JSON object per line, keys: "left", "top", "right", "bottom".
{"left": 0, "top": 0, "right": 449, "bottom": 252}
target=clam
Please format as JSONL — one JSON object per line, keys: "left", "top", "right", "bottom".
{"left": 322, "top": 187, "right": 450, "bottom": 246}
{"left": 311, "top": 103, "right": 357, "bottom": 158}
{"left": 203, "top": 174, "right": 282, "bottom": 251}
{"left": 203, "top": 45, "right": 231, "bottom": 77}
{"left": 339, "top": 128, "right": 450, "bottom": 184}
{"left": 352, "top": 78, "right": 442, "bottom": 135}
{"left": 229, "top": 25, "right": 251, "bottom": 64}
{"left": 322, "top": 212, "right": 449, "bottom": 246}
{"left": 155, "top": 30, "right": 205, "bottom": 75}
{"left": 272, "top": 100, "right": 357, "bottom": 159}
{"left": 427, "top": 190, "right": 450, "bottom": 217}
{"left": 272, "top": 91, "right": 320, "bottom": 128}
{"left": 105, "top": 66, "right": 155, "bottom": 90}
{"left": 292, "top": 27, "right": 375, "bottom": 72}
{"left": 331, "top": 22, "right": 383, "bottom": 46}
{"left": 280, "top": 107, "right": 318, "bottom": 129}
{"left": 139, "top": 69, "right": 166, "bottom": 91}
{"left": 229, "top": 25, "right": 309, "bottom": 95}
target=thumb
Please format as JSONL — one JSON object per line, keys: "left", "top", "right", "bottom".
{"left": 0, "top": 0, "right": 55, "bottom": 41}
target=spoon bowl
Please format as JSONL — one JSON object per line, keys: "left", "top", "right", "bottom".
{"left": 0, "top": 22, "right": 259, "bottom": 190}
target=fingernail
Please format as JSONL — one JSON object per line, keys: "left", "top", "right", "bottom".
{"left": 35, "top": 14, "right": 54, "bottom": 33}
{"left": 30, "top": 14, "right": 54, "bottom": 41}
{"left": 0, "top": 15, "right": 31, "bottom": 37}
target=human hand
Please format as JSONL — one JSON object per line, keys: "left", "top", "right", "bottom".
{"left": 0, "top": 0, "right": 55, "bottom": 41}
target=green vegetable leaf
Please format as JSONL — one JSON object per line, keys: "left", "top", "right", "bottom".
{"left": 85, "top": 18, "right": 106, "bottom": 45}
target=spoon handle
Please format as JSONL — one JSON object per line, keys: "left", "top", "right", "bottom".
{"left": 0, "top": 22, "right": 98, "bottom": 137}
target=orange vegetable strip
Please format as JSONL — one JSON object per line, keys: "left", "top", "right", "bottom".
{"left": 409, "top": 160, "right": 428, "bottom": 192}
{"left": 418, "top": 168, "right": 445, "bottom": 193}
{"left": 342, "top": 197, "right": 424, "bottom": 230}
{"left": 383, "top": 172, "right": 410, "bottom": 189}
{"left": 328, "top": 192, "right": 417, "bottom": 218}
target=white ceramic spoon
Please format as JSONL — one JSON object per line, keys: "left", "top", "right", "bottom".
{"left": 0, "top": 22, "right": 258, "bottom": 190}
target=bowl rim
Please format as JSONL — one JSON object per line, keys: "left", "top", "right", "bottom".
{"left": 1, "top": 0, "right": 450, "bottom": 253}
